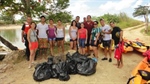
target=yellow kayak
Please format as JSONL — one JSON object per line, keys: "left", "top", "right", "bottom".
{"left": 130, "top": 41, "right": 147, "bottom": 53}
{"left": 128, "top": 57, "right": 150, "bottom": 84}
{"left": 123, "top": 42, "right": 133, "bottom": 53}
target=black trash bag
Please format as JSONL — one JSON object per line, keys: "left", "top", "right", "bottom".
{"left": 77, "top": 58, "right": 97, "bottom": 76}
{"left": 72, "top": 51, "right": 87, "bottom": 63}
{"left": 66, "top": 52, "right": 78, "bottom": 74}
{"left": 66, "top": 59, "right": 78, "bottom": 74}
{"left": 138, "top": 70, "right": 150, "bottom": 81}
{"left": 55, "top": 61, "right": 70, "bottom": 81}
{"left": 51, "top": 64, "right": 59, "bottom": 78}
{"left": 33, "top": 62, "right": 52, "bottom": 81}
{"left": 66, "top": 52, "right": 71, "bottom": 59}
{"left": 47, "top": 57, "right": 54, "bottom": 65}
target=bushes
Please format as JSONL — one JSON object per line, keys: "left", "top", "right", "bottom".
{"left": 92, "top": 12, "right": 143, "bottom": 29}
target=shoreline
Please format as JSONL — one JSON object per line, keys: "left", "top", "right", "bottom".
{"left": 0, "top": 25, "right": 22, "bottom": 30}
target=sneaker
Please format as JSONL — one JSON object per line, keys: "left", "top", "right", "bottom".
{"left": 109, "top": 58, "right": 112, "bottom": 62}
{"left": 101, "top": 57, "right": 108, "bottom": 60}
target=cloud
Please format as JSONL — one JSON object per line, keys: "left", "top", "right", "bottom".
{"left": 66, "top": 0, "right": 91, "bottom": 20}
{"left": 99, "top": 0, "right": 136, "bottom": 12}
{"left": 66, "top": 0, "right": 145, "bottom": 21}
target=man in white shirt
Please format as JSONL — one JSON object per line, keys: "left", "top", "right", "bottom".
{"left": 100, "top": 19, "right": 112, "bottom": 62}
{"left": 37, "top": 16, "right": 48, "bottom": 55}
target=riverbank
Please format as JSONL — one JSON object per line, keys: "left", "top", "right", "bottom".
{"left": 0, "top": 25, "right": 22, "bottom": 30}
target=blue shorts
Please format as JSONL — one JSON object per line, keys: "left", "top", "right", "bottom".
{"left": 48, "top": 38, "right": 56, "bottom": 41}
{"left": 79, "top": 39, "right": 86, "bottom": 48}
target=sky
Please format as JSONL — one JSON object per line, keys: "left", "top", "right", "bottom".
{"left": 65, "top": 0, "right": 150, "bottom": 22}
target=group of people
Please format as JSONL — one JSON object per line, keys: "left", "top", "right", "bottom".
{"left": 22, "top": 16, "right": 65, "bottom": 68}
{"left": 21, "top": 15, "right": 123, "bottom": 69}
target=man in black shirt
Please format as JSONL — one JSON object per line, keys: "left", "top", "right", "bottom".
{"left": 110, "top": 22, "right": 123, "bottom": 45}
{"left": 110, "top": 21, "right": 123, "bottom": 68}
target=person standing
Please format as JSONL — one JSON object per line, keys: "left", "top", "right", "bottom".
{"left": 37, "top": 16, "right": 48, "bottom": 56}
{"left": 46, "top": 19, "right": 56, "bottom": 56}
{"left": 100, "top": 19, "right": 112, "bottom": 62}
{"left": 69, "top": 20, "right": 78, "bottom": 50}
{"left": 75, "top": 16, "right": 81, "bottom": 29}
{"left": 110, "top": 21, "right": 123, "bottom": 68}
{"left": 78, "top": 23, "right": 87, "bottom": 55}
{"left": 84, "top": 15, "right": 94, "bottom": 56}
{"left": 21, "top": 16, "right": 32, "bottom": 61}
{"left": 90, "top": 21, "right": 100, "bottom": 62}
{"left": 56, "top": 20, "right": 65, "bottom": 55}
{"left": 27, "top": 22, "right": 38, "bottom": 68}
{"left": 83, "top": 17, "right": 86, "bottom": 23}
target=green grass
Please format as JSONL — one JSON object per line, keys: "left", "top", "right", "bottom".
{"left": 141, "top": 26, "right": 150, "bottom": 36}
{"left": 117, "top": 19, "right": 143, "bottom": 29}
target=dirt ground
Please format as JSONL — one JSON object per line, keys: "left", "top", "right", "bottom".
{"left": 0, "top": 24, "right": 149, "bottom": 84}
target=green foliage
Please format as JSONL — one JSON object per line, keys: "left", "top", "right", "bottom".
{"left": 0, "top": 0, "right": 72, "bottom": 24}
{"left": 98, "top": 13, "right": 120, "bottom": 23}
{"left": 92, "top": 12, "right": 143, "bottom": 28}
{"left": 133, "top": 5, "right": 150, "bottom": 17}
{"left": 0, "top": 12, "right": 15, "bottom": 24}
{"left": 48, "top": 12, "right": 72, "bottom": 23}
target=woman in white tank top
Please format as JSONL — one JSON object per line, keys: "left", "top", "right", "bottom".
{"left": 56, "top": 20, "right": 65, "bottom": 56}
{"left": 69, "top": 20, "right": 78, "bottom": 50}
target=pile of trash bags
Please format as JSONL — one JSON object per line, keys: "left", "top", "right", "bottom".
{"left": 33, "top": 51, "right": 97, "bottom": 82}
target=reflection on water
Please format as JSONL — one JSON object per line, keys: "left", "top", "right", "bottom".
{"left": 0, "top": 29, "right": 25, "bottom": 49}
{"left": 0, "top": 26, "right": 70, "bottom": 49}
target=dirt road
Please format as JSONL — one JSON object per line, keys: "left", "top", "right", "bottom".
{"left": 0, "top": 24, "right": 149, "bottom": 84}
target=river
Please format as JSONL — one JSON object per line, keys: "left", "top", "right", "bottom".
{"left": 0, "top": 25, "right": 70, "bottom": 50}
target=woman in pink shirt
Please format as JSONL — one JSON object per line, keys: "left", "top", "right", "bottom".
{"left": 46, "top": 19, "right": 56, "bottom": 56}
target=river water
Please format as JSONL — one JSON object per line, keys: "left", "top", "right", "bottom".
{"left": 0, "top": 25, "right": 70, "bottom": 49}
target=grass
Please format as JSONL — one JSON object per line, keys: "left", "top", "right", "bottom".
{"left": 117, "top": 19, "right": 143, "bottom": 29}
{"left": 141, "top": 26, "right": 150, "bottom": 36}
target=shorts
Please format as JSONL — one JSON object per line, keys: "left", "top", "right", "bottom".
{"left": 70, "top": 39, "right": 77, "bottom": 41}
{"left": 79, "top": 39, "right": 86, "bottom": 48}
{"left": 38, "top": 38, "right": 48, "bottom": 48}
{"left": 91, "top": 40, "right": 98, "bottom": 47}
{"left": 102, "top": 40, "right": 111, "bottom": 48}
{"left": 29, "top": 42, "right": 38, "bottom": 50}
{"left": 48, "top": 38, "right": 56, "bottom": 41}
{"left": 56, "top": 37, "right": 64, "bottom": 41}
{"left": 85, "top": 35, "right": 90, "bottom": 47}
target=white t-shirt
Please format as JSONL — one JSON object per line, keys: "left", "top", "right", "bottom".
{"left": 37, "top": 23, "right": 48, "bottom": 38}
{"left": 101, "top": 25, "right": 112, "bottom": 41}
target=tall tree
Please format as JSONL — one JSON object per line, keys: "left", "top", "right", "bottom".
{"left": 0, "top": 0, "right": 71, "bottom": 21}
{"left": 133, "top": 5, "right": 150, "bottom": 33}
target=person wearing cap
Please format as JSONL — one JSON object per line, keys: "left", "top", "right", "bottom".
{"left": 37, "top": 16, "right": 49, "bottom": 57}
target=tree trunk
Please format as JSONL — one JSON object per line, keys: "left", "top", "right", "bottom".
{"left": 0, "top": 36, "right": 18, "bottom": 50}
{"left": 144, "top": 15, "right": 148, "bottom": 33}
